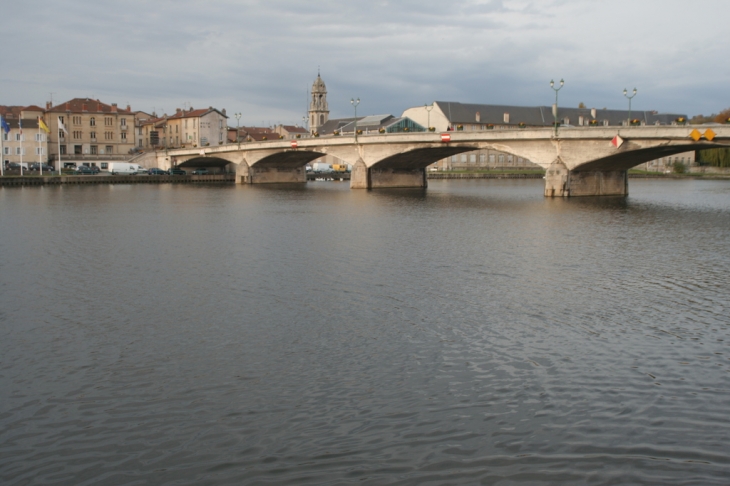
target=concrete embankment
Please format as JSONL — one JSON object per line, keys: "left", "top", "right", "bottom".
{"left": 0, "top": 174, "right": 235, "bottom": 186}
{"left": 427, "top": 172, "right": 544, "bottom": 180}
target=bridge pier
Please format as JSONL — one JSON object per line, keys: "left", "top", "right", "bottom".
{"left": 544, "top": 160, "right": 627, "bottom": 197}
{"left": 351, "top": 164, "right": 427, "bottom": 189}
{"left": 237, "top": 165, "right": 306, "bottom": 184}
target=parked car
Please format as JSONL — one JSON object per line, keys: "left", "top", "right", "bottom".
{"left": 169, "top": 168, "right": 187, "bottom": 175}
{"left": 90, "top": 166, "right": 101, "bottom": 174}
{"left": 29, "top": 163, "right": 55, "bottom": 172}
{"left": 192, "top": 168, "right": 209, "bottom": 175}
{"left": 4, "top": 162, "right": 22, "bottom": 170}
{"left": 148, "top": 168, "right": 167, "bottom": 175}
{"left": 75, "top": 166, "right": 95, "bottom": 175}
{"left": 136, "top": 168, "right": 148, "bottom": 175}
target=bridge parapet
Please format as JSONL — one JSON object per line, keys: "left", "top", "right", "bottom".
{"left": 161, "top": 126, "right": 730, "bottom": 193}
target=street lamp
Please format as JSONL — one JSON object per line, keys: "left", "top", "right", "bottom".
{"left": 234, "top": 113, "right": 241, "bottom": 148}
{"left": 623, "top": 88, "right": 637, "bottom": 127}
{"left": 351, "top": 98, "right": 360, "bottom": 142}
{"left": 425, "top": 104, "right": 433, "bottom": 132}
{"left": 550, "top": 79, "right": 564, "bottom": 136}
{"left": 302, "top": 115, "right": 308, "bottom": 136}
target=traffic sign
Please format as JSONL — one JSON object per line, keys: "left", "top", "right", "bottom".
{"left": 441, "top": 133, "right": 451, "bottom": 143}
{"left": 611, "top": 135, "right": 624, "bottom": 148}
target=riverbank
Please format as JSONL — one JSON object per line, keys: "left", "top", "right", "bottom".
{"left": 0, "top": 174, "right": 235, "bottom": 186}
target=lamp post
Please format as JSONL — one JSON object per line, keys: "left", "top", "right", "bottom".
{"left": 234, "top": 113, "right": 241, "bottom": 148}
{"left": 623, "top": 88, "right": 637, "bottom": 127}
{"left": 425, "top": 104, "right": 433, "bottom": 132}
{"left": 550, "top": 79, "right": 564, "bottom": 136}
{"left": 302, "top": 115, "right": 308, "bottom": 136}
{"left": 351, "top": 98, "right": 360, "bottom": 142}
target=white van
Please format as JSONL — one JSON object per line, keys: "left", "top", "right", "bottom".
{"left": 108, "top": 162, "right": 143, "bottom": 175}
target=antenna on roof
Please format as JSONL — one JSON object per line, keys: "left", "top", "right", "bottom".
{"left": 49, "top": 92, "right": 56, "bottom": 106}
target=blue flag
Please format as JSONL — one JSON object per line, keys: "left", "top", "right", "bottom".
{"left": 0, "top": 116, "right": 9, "bottom": 134}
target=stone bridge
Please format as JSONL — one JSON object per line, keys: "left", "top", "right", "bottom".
{"left": 155, "top": 126, "right": 730, "bottom": 196}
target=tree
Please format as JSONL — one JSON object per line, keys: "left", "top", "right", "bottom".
{"left": 713, "top": 107, "right": 730, "bottom": 124}
{"left": 578, "top": 102, "right": 586, "bottom": 109}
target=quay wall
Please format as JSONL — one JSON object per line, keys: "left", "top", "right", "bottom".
{"left": 0, "top": 174, "right": 235, "bottom": 187}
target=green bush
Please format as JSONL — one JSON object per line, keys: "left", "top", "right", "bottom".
{"left": 673, "top": 161, "right": 686, "bottom": 174}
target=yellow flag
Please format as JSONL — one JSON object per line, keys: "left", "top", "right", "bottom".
{"left": 38, "top": 117, "right": 50, "bottom": 133}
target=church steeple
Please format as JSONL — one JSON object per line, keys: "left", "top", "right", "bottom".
{"left": 309, "top": 72, "right": 329, "bottom": 135}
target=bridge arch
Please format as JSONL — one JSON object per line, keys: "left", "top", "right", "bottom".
{"left": 573, "top": 142, "right": 729, "bottom": 171}
{"left": 370, "top": 146, "right": 479, "bottom": 169}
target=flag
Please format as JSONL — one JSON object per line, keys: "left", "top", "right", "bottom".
{"left": 58, "top": 117, "right": 68, "bottom": 134}
{"left": 38, "top": 117, "right": 50, "bottom": 133}
{"left": 0, "top": 116, "right": 9, "bottom": 134}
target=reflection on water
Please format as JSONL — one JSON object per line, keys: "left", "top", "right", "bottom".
{"left": 1, "top": 179, "right": 729, "bottom": 485}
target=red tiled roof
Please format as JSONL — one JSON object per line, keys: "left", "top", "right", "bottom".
{"left": 45, "top": 98, "right": 132, "bottom": 114}
{"left": 282, "top": 125, "right": 307, "bottom": 133}
{"left": 0, "top": 106, "right": 24, "bottom": 118}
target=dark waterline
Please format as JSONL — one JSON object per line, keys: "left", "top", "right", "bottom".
{"left": 1, "top": 179, "right": 729, "bottom": 485}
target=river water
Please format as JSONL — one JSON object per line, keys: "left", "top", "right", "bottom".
{"left": 1, "top": 179, "right": 729, "bottom": 485}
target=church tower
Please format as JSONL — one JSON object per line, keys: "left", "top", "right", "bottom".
{"left": 309, "top": 72, "right": 329, "bottom": 134}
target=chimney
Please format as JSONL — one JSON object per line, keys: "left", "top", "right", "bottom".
{"left": 591, "top": 108, "right": 597, "bottom": 119}
{"left": 176, "top": 108, "right": 182, "bottom": 114}
{"left": 126, "top": 104, "right": 131, "bottom": 111}
{"left": 82, "top": 103, "right": 88, "bottom": 112}
{"left": 503, "top": 113, "right": 510, "bottom": 124}
{"left": 111, "top": 103, "right": 118, "bottom": 113}
{"left": 46, "top": 101, "right": 52, "bottom": 109}
{"left": 222, "top": 108, "right": 226, "bottom": 116}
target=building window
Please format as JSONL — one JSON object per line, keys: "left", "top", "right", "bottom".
{"left": 101, "top": 162, "right": 108, "bottom": 169}
{"left": 219, "top": 120, "right": 223, "bottom": 129}
{"left": 58, "top": 130, "right": 65, "bottom": 139}
{"left": 106, "top": 145, "right": 113, "bottom": 154}
{"left": 35, "top": 133, "right": 45, "bottom": 142}
{"left": 36, "top": 147, "right": 44, "bottom": 155}
{"left": 2, "top": 133, "right": 7, "bottom": 141}
{"left": 60, "top": 145, "right": 66, "bottom": 155}
{"left": 120, "top": 118, "right": 127, "bottom": 127}
{"left": 74, "top": 145, "right": 82, "bottom": 155}
{"left": 59, "top": 116, "right": 65, "bottom": 124}
{"left": 105, "top": 117, "right": 113, "bottom": 126}
{"left": 498, "top": 154, "right": 505, "bottom": 163}
{"left": 451, "top": 155, "right": 457, "bottom": 162}
{"left": 489, "top": 154, "right": 495, "bottom": 163}
{"left": 121, "top": 132, "right": 127, "bottom": 140}
{"left": 16, "top": 133, "right": 22, "bottom": 141}
{"left": 72, "top": 116, "right": 81, "bottom": 125}
{"left": 16, "top": 147, "right": 24, "bottom": 155}
{"left": 90, "top": 131, "right": 96, "bottom": 140}
{"left": 3, "top": 147, "right": 8, "bottom": 155}
{"left": 508, "top": 155, "right": 513, "bottom": 164}
{"left": 90, "top": 117, "right": 96, "bottom": 126}
{"left": 469, "top": 154, "right": 476, "bottom": 163}
{"left": 479, "top": 154, "right": 485, "bottom": 164}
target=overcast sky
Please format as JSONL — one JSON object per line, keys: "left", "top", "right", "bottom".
{"left": 2, "top": 0, "right": 728, "bottom": 125}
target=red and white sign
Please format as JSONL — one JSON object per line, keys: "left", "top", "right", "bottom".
{"left": 290, "top": 140, "right": 298, "bottom": 148}
{"left": 611, "top": 135, "right": 624, "bottom": 148}
{"left": 440, "top": 133, "right": 451, "bottom": 143}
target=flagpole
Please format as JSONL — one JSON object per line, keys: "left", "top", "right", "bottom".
{"left": 58, "top": 127, "right": 61, "bottom": 175}
{"left": 19, "top": 119, "right": 23, "bottom": 177}
{"left": 0, "top": 118, "right": 4, "bottom": 177}
{"left": 38, "top": 121, "right": 43, "bottom": 176}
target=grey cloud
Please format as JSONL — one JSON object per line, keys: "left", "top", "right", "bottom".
{"left": 1, "top": 0, "right": 728, "bottom": 124}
